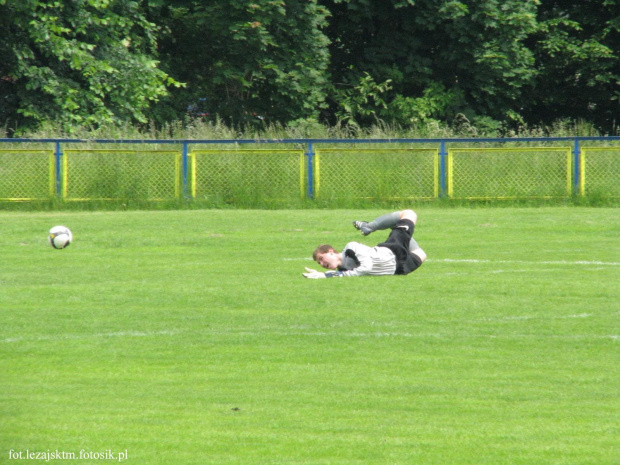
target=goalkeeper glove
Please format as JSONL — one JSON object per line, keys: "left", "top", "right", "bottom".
{"left": 303, "top": 267, "right": 326, "bottom": 279}
{"left": 302, "top": 267, "right": 344, "bottom": 279}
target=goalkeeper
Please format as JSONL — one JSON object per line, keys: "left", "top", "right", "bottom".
{"left": 303, "top": 209, "right": 427, "bottom": 279}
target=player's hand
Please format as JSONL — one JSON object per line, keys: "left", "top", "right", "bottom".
{"left": 302, "top": 267, "right": 326, "bottom": 279}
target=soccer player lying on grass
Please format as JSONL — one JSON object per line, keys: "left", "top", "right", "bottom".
{"left": 303, "top": 209, "right": 427, "bottom": 278}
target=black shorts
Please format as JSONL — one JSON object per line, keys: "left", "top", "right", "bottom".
{"left": 377, "top": 219, "right": 422, "bottom": 275}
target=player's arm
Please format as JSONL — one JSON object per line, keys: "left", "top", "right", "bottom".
{"left": 303, "top": 247, "right": 372, "bottom": 278}
{"left": 338, "top": 242, "right": 374, "bottom": 276}
{"left": 302, "top": 267, "right": 345, "bottom": 279}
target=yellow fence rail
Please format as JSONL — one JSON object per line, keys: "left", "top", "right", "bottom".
{"left": 580, "top": 147, "right": 620, "bottom": 198}
{"left": 0, "top": 149, "right": 55, "bottom": 201}
{"left": 63, "top": 149, "right": 181, "bottom": 201}
{"left": 447, "top": 147, "right": 572, "bottom": 199}
{"left": 0, "top": 140, "right": 618, "bottom": 202}
{"left": 189, "top": 149, "right": 305, "bottom": 202}
{"left": 314, "top": 148, "right": 439, "bottom": 200}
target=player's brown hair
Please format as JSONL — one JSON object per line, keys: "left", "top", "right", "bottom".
{"left": 312, "top": 244, "right": 337, "bottom": 261}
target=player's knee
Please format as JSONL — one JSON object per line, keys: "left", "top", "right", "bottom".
{"left": 400, "top": 209, "right": 417, "bottom": 224}
{"left": 412, "top": 248, "right": 426, "bottom": 263}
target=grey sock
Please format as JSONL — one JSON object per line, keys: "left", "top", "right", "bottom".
{"left": 367, "top": 211, "right": 401, "bottom": 232}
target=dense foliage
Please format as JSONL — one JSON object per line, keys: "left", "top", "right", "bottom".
{"left": 0, "top": 0, "right": 618, "bottom": 134}
{"left": 0, "top": 0, "right": 180, "bottom": 130}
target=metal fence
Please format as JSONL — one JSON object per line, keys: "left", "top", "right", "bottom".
{"left": 189, "top": 149, "right": 305, "bottom": 202}
{"left": 0, "top": 137, "right": 619, "bottom": 202}
{"left": 314, "top": 148, "right": 438, "bottom": 200}
{"left": 447, "top": 147, "right": 572, "bottom": 199}
{"left": 62, "top": 149, "right": 181, "bottom": 201}
{"left": 580, "top": 147, "right": 620, "bottom": 198}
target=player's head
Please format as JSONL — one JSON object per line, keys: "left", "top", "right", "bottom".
{"left": 312, "top": 244, "right": 341, "bottom": 270}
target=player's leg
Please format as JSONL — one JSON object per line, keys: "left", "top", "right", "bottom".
{"left": 376, "top": 210, "right": 426, "bottom": 274}
{"left": 394, "top": 210, "right": 426, "bottom": 261}
{"left": 361, "top": 209, "right": 422, "bottom": 251}
{"left": 397, "top": 209, "right": 423, "bottom": 253}
{"left": 388, "top": 221, "right": 427, "bottom": 265}
{"left": 399, "top": 209, "right": 417, "bottom": 225}
{"left": 411, "top": 246, "right": 426, "bottom": 263}
{"left": 353, "top": 211, "right": 402, "bottom": 236}
{"left": 408, "top": 236, "right": 421, "bottom": 253}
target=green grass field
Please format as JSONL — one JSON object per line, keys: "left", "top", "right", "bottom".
{"left": 1, "top": 208, "right": 619, "bottom": 464}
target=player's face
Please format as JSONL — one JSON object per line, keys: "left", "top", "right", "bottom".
{"left": 316, "top": 250, "right": 339, "bottom": 270}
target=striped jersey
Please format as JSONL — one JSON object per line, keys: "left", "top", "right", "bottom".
{"left": 338, "top": 241, "right": 396, "bottom": 277}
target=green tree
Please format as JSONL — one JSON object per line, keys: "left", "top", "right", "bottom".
{"left": 0, "top": 0, "right": 179, "bottom": 133}
{"left": 152, "top": 0, "right": 331, "bottom": 125}
{"left": 523, "top": 0, "right": 620, "bottom": 132}
{"left": 322, "top": 0, "right": 539, "bottom": 126}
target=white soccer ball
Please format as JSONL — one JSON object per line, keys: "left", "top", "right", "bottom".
{"left": 49, "top": 225, "right": 73, "bottom": 249}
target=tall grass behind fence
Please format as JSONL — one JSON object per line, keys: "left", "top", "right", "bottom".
{"left": 314, "top": 148, "right": 438, "bottom": 201}
{"left": 0, "top": 137, "right": 619, "bottom": 207}
{"left": 62, "top": 149, "right": 181, "bottom": 200}
{"left": 63, "top": 149, "right": 181, "bottom": 201}
{"left": 580, "top": 147, "right": 620, "bottom": 198}
{"left": 447, "top": 147, "right": 572, "bottom": 199}
{"left": 0, "top": 150, "right": 54, "bottom": 201}
{"left": 190, "top": 149, "right": 305, "bottom": 207}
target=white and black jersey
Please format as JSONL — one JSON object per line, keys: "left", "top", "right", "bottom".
{"left": 336, "top": 219, "right": 423, "bottom": 277}
{"left": 337, "top": 242, "right": 397, "bottom": 277}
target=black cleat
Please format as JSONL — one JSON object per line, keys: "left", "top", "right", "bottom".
{"left": 352, "top": 221, "right": 373, "bottom": 236}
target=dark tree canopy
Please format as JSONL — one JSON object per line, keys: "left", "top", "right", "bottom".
{"left": 1, "top": 0, "right": 618, "bottom": 133}
{"left": 0, "top": 0, "right": 179, "bottom": 132}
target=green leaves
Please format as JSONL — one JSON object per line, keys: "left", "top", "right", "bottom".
{"left": 1, "top": 0, "right": 179, "bottom": 131}
{"left": 1, "top": 0, "right": 619, "bottom": 133}
{"left": 335, "top": 73, "right": 393, "bottom": 125}
{"left": 154, "top": 0, "right": 330, "bottom": 124}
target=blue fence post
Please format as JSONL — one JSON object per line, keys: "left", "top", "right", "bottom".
{"left": 182, "top": 141, "right": 189, "bottom": 199}
{"left": 306, "top": 142, "right": 314, "bottom": 199}
{"left": 439, "top": 140, "right": 447, "bottom": 197}
{"left": 573, "top": 138, "right": 580, "bottom": 196}
{"left": 54, "top": 141, "right": 62, "bottom": 198}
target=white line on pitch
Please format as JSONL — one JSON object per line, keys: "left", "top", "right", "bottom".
{"left": 1, "top": 329, "right": 179, "bottom": 344}
{"left": 433, "top": 258, "right": 620, "bottom": 266}
{"left": 283, "top": 257, "right": 620, "bottom": 266}
{"left": 3, "top": 328, "right": 618, "bottom": 344}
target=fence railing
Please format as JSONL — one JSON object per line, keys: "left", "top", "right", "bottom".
{"left": 0, "top": 137, "right": 619, "bottom": 202}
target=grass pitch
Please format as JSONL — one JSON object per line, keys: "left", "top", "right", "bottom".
{"left": 1, "top": 208, "right": 619, "bottom": 464}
